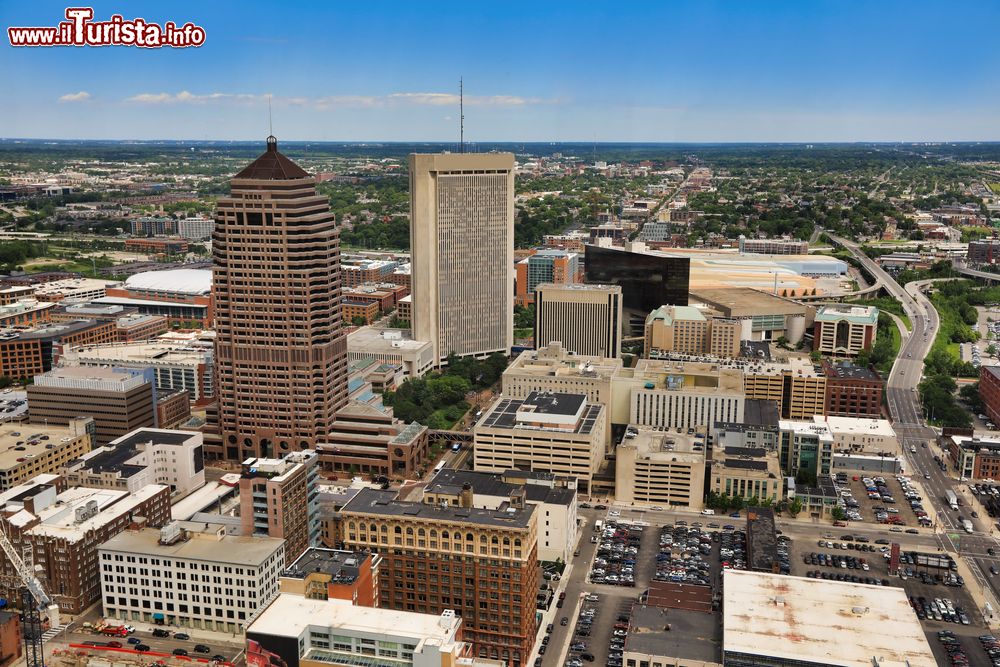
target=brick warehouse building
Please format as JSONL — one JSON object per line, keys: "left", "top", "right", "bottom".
{"left": 981, "top": 365, "right": 1000, "bottom": 426}
{"left": 339, "top": 487, "right": 539, "bottom": 667}
{"left": 822, "top": 360, "right": 884, "bottom": 418}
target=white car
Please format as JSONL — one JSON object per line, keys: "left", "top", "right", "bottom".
{"left": 608, "top": 510, "right": 621, "bottom": 517}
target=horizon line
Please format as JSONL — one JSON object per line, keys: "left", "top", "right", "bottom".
{"left": 3, "top": 137, "right": 1000, "bottom": 146}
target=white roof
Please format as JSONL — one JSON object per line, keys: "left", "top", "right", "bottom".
{"left": 723, "top": 570, "right": 936, "bottom": 666}
{"left": 124, "top": 269, "right": 212, "bottom": 295}
{"left": 822, "top": 416, "right": 896, "bottom": 438}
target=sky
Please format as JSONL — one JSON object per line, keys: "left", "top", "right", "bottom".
{"left": 3, "top": 0, "right": 1000, "bottom": 142}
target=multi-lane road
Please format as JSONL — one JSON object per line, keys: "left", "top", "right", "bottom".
{"left": 832, "top": 235, "right": 1000, "bottom": 613}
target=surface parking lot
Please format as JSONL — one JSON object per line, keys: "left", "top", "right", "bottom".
{"left": 840, "top": 473, "right": 931, "bottom": 529}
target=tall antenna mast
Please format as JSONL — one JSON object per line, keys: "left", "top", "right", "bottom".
{"left": 268, "top": 94, "right": 273, "bottom": 136}
{"left": 460, "top": 78, "right": 465, "bottom": 154}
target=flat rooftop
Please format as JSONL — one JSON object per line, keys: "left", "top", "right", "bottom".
{"left": 100, "top": 523, "right": 283, "bottom": 566}
{"left": 73, "top": 340, "right": 210, "bottom": 364}
{"left": 630, "top": 358, "right": 745, "bottom": 392}
{"left": 282, "top": 547, "right": 369, "bottom": 583}
{"left": 621, "top": 427, "right": 706, "bottom": 464}
{"left": 723, "top": 570, "right": 936, "bottom": 666}
{"left": 248, "top": 594, "right": 462, "bottom": 646}
{"left": 5, "top": 319, "right": 103, "bottom": 341}
{"left": 822, "top": 416, "right": 896, "bottom": 439}
{"left": 341, "top": 487, "right": 535, "bottom": 530}
{"left": 824, "top": 361, "right": 880, "bottom": 381}
{"left": 816, "top": 304, "right": 879, "bottom": 325}
{"left": 480, "top": 393, "right": 601, "bottom": 434}
{"left": 111, "top": 429, "right": 195, "bottom": 449}
{"left": 690, "top": 287, "right": 809, "bottom": 317}
{"left": 505, "top": 343, "right": 623, "bottom": 380}
{"left": 743, "top": 399, "right": 780, "bottom": 428}
{"left": 347, "top": 326, "right": 431, "bottom": 352}
{"left": 32, "top": 278, "right": 119, "bottom": 296}
{"left": 625, "top": 604, "right": 720, "bottom": 664}
{"left": 0, "top": 421, "right": 89, "bottom": 471}
{"left": 427, "top": 468, "right": 575, "bottom": 506}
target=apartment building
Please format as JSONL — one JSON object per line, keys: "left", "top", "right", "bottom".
{"left": 177, "top": 217, "right": 215, "bottom": 240}
{"left": 534, "top": 283, "right": 622, "bottom": 358}
{"left": 339, "top": 487, "right": 539, "bottom": 666}
{"left": 0, "top": 299, "right": 54, "bottom": 328}
{"left": 813, "top": 305, "right": 879, "bottom": 356}
{"left": 616, "top": 427, "right": 706, "bottom": 509}
{"left": 27, "top": 366, "right": 156, "bottom": 445}
{"left": 425, "top": 468, "right": 578, "bottom": 563}
{"left": 0, "top": 474, "right": 170, "bottom": 613}
{"left": 61, "top": 428, "right": 205, "bottom": 496}
{"left": 99, "top": 520, "right": 285, "bottom": 632}
{"left": 474, "top": 392, "right": 606, "bottom": 494}
{"left": 341, "top": 258, "right": 400, "bottom": 288}
{"left": 240, "top": 450, "right": 320, "bottom": 562}
{"left": 410, "top": 153, "right": 515, "bottom": 365}
{"left": 0, "top": 417, "right": 94, "bottom": 491}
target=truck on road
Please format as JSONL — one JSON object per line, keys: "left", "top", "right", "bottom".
{"left": 946, "top": 489, "right": 958, "bottom": 510}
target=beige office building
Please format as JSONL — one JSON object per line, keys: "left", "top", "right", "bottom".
{"left": 743, "top": 356, "right": 826, "bottom": 420}
{"left": 535, "top": 283, "right": 622, "bottom": 358}
{"left": 644, "top": 305, "right": 740, "bottom": 358}
{"left": 709, "top": 442, "right": 784, "bottom": 503}
{"left": 616, "top": 427, "right": 706, "bottom": 508}
{"left": 410, "top": 153, "right": 514, "bottom": 365}
{"left": 474, "top": 391, "right": 605, "bottom": 493}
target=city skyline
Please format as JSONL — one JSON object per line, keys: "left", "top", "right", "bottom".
{"left": 3, "top": 1, "right": 1000, "bottom": 142}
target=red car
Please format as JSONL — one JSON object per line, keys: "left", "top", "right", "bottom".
{"left": 107, "top": 642, "right": 122, "bottom": 649}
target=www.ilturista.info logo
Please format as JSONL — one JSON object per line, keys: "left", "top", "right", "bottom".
{"left": 8, "top": 7, "right": 206, "bottom": 48}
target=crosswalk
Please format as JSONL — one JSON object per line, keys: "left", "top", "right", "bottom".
{"left": 41, "top": 625, "right": 66, "bottom": 642}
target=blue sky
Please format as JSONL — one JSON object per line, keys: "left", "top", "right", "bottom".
{"left": 3, "top": 1, "right": 1000, "bottom": 142}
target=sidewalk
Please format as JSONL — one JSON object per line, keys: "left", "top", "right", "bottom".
{"left": 125, "top": 619, "right": 245, "bottom": 647}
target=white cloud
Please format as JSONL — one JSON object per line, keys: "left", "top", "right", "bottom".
{"left": 58, "top": 91, "right": 91, "bottom": 103}
{"left": 122, "top": 91, "right": 555, "bottom": 109}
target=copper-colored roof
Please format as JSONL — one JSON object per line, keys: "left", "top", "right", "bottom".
{"left": 233, "top": 136, "right": 310, "bottom": 180}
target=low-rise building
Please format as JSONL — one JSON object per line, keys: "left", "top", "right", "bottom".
{"left": 424, "top": 468, "right": 577, "bottom": 562}
{"left": 99, "top": 520, "right": 285, "bottom": 632}
{"left": 343, "top": 283, "right": 409, "bottom": 313}
{"left": 823, "top": 415, "right": 898, "bottom": 456}
{"left": 32, "top": 278, "right": 120, "bottom": 302}
{"left": 97, "top": 269, "right": 212, "bottom": 327}
{"left": 246, "top": 595, "right": 493, "bottom": 667}
{"left": 722, "top": 570, "right": 936, "bottom": 666}
{"left": 0, "top": 298, "right": 54, "bottom": 328}
{"left": 0, "top": 612, "right": 21, "bottom": 667}
{"left": 715, "top": 399, "right": 780, "bottom": 452}
{"left": 0, "top": 416, "right": 94, "bottom": 491}
{"left": 0, "top": 319, "right": 117, "bottom": 379}
{"left": 616, "top": 427, "right": 706, "bottom": 509}
{"left": 709, "top": 438, "right": 783, "bottom": 505}
{"left": 0, "top": 474, "right": 171, "bottom": 613}
{"left": 343, "top": 299, "right": 379, "bottom": 325}
{"left": 689, "top": 287, "right": 813, "bottom": 345}
{"left": 114, "top": 313, "right": 170, "bottom": 342}
{"left": 279, "top": 547, "right": 381, "bottom": 608}
{"left": 28, "top": 366, "right": 156, "bottom": 445}
{"left": 474, "top": 391, "right": 606, "bottom": 493}
{"left": 813, "top": 305, "right": 879, "bottom": 356}
{"left": 61, "top": 428, "right": 205, "bottom": 496}
{"left": 346, "top": 327, "right": 434, "bottom": 379}
{"left": 318, "top": 404, "right": 429, "bottom": 479}
{"left": 622, "top": 602, "right": 721, "bottom": 667}
{"left": 940, "top": 429, "right": 1000, "bottom": 480}
{"left": 822, "top": 360, "right": 884, "bottom": 418}
{"left": 397, "top": 294, "right": 412, "bottom": 322}
{"left": 124, "top": 238, "right": 189, "bottom": 255}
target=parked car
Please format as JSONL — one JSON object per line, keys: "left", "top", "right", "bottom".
{"left": 173, "top": 649, "right": 189, "bottom": 657}
{"left": 194, "top": 645, "right": 211, "bottom": 654}
{"left": 174, "top": 633, "right": 190, "bottom": 641}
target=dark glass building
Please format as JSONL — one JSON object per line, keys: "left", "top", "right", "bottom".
{"left": 583, "top": 244, "right": 690, "bottom": 312}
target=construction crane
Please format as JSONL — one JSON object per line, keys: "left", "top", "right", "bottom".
{"left": 0, "top": 529, "right": 59, "bottom": 667}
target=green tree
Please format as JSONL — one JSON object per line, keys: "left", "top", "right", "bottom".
{"left": 831, "top": 507, "right": 847, "bottom": 521}
{"left": 788, "top": 497, "right": 803, "bottom": 516}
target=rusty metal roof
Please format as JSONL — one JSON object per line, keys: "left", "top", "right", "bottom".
{"left": 233, "top": 136, "right": 310, "bottom": 180}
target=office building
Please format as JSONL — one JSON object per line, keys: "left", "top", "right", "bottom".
{"left": 343, "top": 299, "right": 379, "bottom": 325}
{"left": 643, "top": 305, "right": 741, "bottom": 358}
{"left": 62, "top": 428, "right": 205, "bottom": 496}
{"left": 0, "top": 319, "right": 117, "bottom": 379}
{"left": 130, "top": 216, "right": 177, "bottom": 237}
{"left": 626, "top": 358, "right": 744, "bottom": 435}
{"left": 779, "top": 419, "right": 834, "bottom": 479}
{"left": 114, "top": 313, "right": 169, "bottom": 342}
{"left": 813, "top": 305, "right": 879, "bottom": 356}
{"left": 240, "top": 450, "right": 320, "bottom": 562}
{"left": 99, "top": 520, "right": 285, "bottom": 631}
{"left": 968, "top": 238, "right": 1000, "bottom": 265}
{"left": 715, "top": 399, "right": 780, "bottom": 452}
{"left": 97, "top": 269, "right": 213, "bottom": 327}
{"left": 823, "top": 416, "right": 898, "bottom": 456}
{"left": 0, "top": 417, "right": 94, "bottom": 491}
{"left": 980, "top": 365, "right": 1000, "bottom": 426}
{"left": 534, "top": 283, "right": 622, "bottom": 358}
{"left": 279, "top": 547, "right": 381, "bottom": 607}
{"left": 246, "top": 595, "right": 495, "bottom": 667}
{"left": 0, "top": 474, "right": 171, "bottom": 613}
{"left": 177, "top": 216, "right": 215, "bottom": 240}
{"left": 689, "top": 287, "right": 813, "bottom": 345}
{"left": 743, "top": 356, "right": 827, "bottom": 420}
{"left": 722, "top": 570, "right": 935, "bottom": 666}
{"left": 0, "top": 298, "right": 54, "bottom": 328}
{"left": 503, "top": 343, "right": 622, "bottom": 405}
{"left": 709, "top": 441, "right": 783, "bottom": 504}
{"left": 69, "top": 338, "right": 215, "bottom": 405}
{"left": 514, "top": 249, "right": 580, "bottom": 306}
{"left": 583, "top": 243, "right": 690, "bottom": 328}
{"left": 822, "top": 360, "right": 884, "bottom": 418}
{"left": 28, "top": 366, "right": 156, "bottom": 445}
{"left": 410, "top": 153, "right": 515, "bottom": 365}
{"left": 124, "top": 238, "right": 189, "bottom": 255}
{"left": 343, "top": 283, "right": 410, "bottom": 313}
{"left": 341, "top": 258, "right": 400, "bottom": 288}
{"left": 347, "top": 328, "right": 435, "bottom": 379}
{"left": 474, "top": 391, "right": 606, "bottom": 493}
{"left": 317, "top": 404, "right": 429, "bottom": 480}
{"left": 615, "top": 427, "right": 706, "bottom": 509}
{"left": 339, "top": 487, "right": 539, "bottom": 666}
{"left": 213, "top": 137, "right": 349, "bottom": 460}
{"left": 737, "top": 235, "right": 809, "bottom": 255}
{"left": 622, "top": 602, "right": 720, "bottom": 667}
{"left": 940, "top": 429, "right": 1000, "bottom": 480}
{"left": 425, "top": 468, "right": 577, "bottom": 562}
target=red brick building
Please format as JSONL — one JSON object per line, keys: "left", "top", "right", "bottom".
{"left": 822, "top": 360, "right": 884, "bottom": 418}
{"left": 981, "top": 366, "right": 1000, "bottom": 425}
{"left": 124, "top": 238, "right": 189, "bottom": 255}
{"left": 279, "top": 547, "right": 381, "bottom": 608}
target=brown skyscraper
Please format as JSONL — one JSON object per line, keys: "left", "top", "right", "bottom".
{"left": 213, "top": 137, "right": 348, "bottom": 460}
